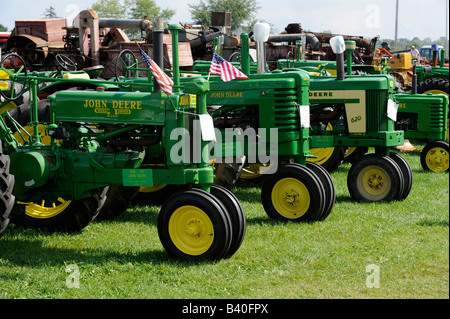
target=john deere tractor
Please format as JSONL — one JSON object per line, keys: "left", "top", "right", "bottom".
{"left": 277, "top": 38, "right": 448, "bottom": 174}
{"left": 221, "top": 30, "right": 412, "bottom": 203}
{"left": 107, "top": 23, "right": 336, "bottom": 223}
{"left": 0, "top": 25, "right": 246, "bottom": 262}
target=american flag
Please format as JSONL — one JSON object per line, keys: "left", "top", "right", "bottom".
{"left": 139, "top": 48, "right": 173, "bottom": 96}
{"left": 209, "top": 52, "right": 249, "bottom": 82}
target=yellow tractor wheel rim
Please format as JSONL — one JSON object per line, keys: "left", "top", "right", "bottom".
{"left": 356, "top": 165, "right": 391, "bottom": 201}
{"left": 139, "top": 184, "right": 167, "bottom": 193}
{"left": 23, "top": 198, "right": 72, "bottom": 219}
{"left": 308, "top": 147, "right": 334, "bottom": 165}
{"left": 425, "top": 146, "right": 449, "bottom": 172}
{"left": 308, "top": 122, "right": 334, "bottom": 165}
{"left": 13, "top": 124, "right": 53, "bottom": 145}
{"left": 0, "top": 101, "right": 18, "bottom": 114}
{"left": 346, "top": 147, "right": 357, "bottom": 158}
{"left": 240, "top": 163, "right": 266, "bottom": 180}
{"left": 423, "top": 89, "right": 448, "bottom": 96}
{"left": 168, "top": 205, "right": 214, "bottom": 256}
{"left": 271, "top": 177, "right": 310, "bottom": 219}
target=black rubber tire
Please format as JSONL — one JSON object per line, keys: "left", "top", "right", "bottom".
{"left": 307, "top": 146, "right": 346, "bottom": 173}
{"left": 213, "top": 156, "right": 246, "bottom": 189}
{"left": 417, "top": 78, "right": 449, "bottom": 96}
{"left": 389, "top": 152, "right": 413, "bottom": 200}
{"left": 158, "top": 188, "right": 233, "bottom": 261}
{"left": 11, "top": 188, "right": 108, "bottom": 232}
{"left": 3, "top": 99, "right": 51, "bottom": 137}
{"left": 95, "top": 185, "right": 140, "bottom": 220}
{"left": 261, "top": 164, "right": 325, "bottom": 222}
{"left": 304, "top": 162, "right": 336, "bottom": 220}
{"left": 0, "top": 53, "right": 27, "bottom": 102}
{"left": 0, "top": 141, "right": 15, "bottom": 239}
{"left": 236, "top": 163, "right": 267, "bottom": 187}
{"left": 132, "top": 184, "right": 180, "bottom": 206}
{"left": 347, "top": 154, "right": 404, "bottom": 202}
{"left": 345, "top": 147, "right": 369, "bottom": 164}
{"left": 210, "top": 184, "right": 246, "bottom": 258}
{"left": 420, "top": 140, "right": 449, "bottom": 173}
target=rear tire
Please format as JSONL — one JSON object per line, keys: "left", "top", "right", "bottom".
{"left": 11, "top": 188, "right": 108, "bottom": 232}
{"left": 307, "top": 146, "right": 345, "bottom": 173}
{"left": 96, "top": 185, "right": 140, "bottom": 220}
{"left": 0, "top": 141, "right": 15, "bottom": 238}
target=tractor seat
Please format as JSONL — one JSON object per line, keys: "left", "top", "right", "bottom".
{"left": 62, "top": 71, "right": 90, "bottom": 80}
{"left": 82, "top": 65, "right": 104, "bottom": 79}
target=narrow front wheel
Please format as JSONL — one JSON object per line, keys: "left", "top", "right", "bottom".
{"left": 158, "top": 188, "right": 233, "bottom": 261}
{"left": 347, "top": 154, "right": 404, "bottom": 202}
{"left": 261, "top": 164, "right": 325, "bottom": 222}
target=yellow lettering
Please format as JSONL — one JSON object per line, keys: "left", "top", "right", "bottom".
{"left": 137, "top": 101, "right": 142, "bottom": 109}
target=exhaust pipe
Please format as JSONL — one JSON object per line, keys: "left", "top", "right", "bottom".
{"left": 330, "top": 36, "right": 346, "bottom": 80}
{"left": 253, "top": 23, "right": 270, "bottom": 74}
{"left": 152, "top": 18, "right": 164, "bottom": 92}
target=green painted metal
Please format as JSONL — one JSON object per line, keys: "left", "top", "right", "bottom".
{"left": 395, "top": 93, "right": 448, "bottom": 140}
{"left": 0, "top": 63, "right": 214, "bottom": 203}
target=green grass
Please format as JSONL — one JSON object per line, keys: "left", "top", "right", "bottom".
{"left": 0, "top": 147, "right": 448, "bottom": 299}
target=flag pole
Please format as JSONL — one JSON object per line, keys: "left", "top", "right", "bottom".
{"left": 206, "top": 41, "right": 219, "bottom": 82}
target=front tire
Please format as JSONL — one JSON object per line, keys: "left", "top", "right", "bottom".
{"left": 347, "top": 154, "right": 404, "bottom": 202}
{"left": 210, "top": 184, "right": 246, "bottom": 258}
{"left": 261, "top": 164, "right": 325, "bottom": 222}
{"left": 420, "top": 140, "right": 449, "bottom": 172}
{"left": 158, "top": 188, "right": 233, "bottom": 261}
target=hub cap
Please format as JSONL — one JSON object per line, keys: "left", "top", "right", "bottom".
{"left": 271, "top": 178, "right": 310, "bottom": 219}
{"left": 169, "top": 205, "right": 214, "bottom": 256}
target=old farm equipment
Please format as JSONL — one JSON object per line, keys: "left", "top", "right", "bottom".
{"left": 225, "top": 31, "right": 412, "bottom": 203}
{"left": 0, "top": 25, "right": 246, "bottom": 261}
{"left": 114, "top": 23, "right": 337, "bottom": 223}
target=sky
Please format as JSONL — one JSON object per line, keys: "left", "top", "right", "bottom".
{"left": 1, "top": 0, "right": 448, "bottom": 41}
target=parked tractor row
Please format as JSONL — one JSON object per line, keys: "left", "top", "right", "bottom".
{"left": 0, "top": 21, "right": 447, "bottom": 263}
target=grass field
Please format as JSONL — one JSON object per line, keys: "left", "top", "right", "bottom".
{"left": 0, "top": 146, "right": 448, "bottom": 299}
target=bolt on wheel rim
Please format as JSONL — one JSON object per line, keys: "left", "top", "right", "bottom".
{"left": 426, "top": 147, "right": 449, "bottom": 172}
{"left": 271, "top": 178, "right": 310, "bottom": 219}
{"left": 357, "top": 166, "right": 391, "bottom": 200}
{"left": 168, "top": 205, "right": 214, "bottom": 256}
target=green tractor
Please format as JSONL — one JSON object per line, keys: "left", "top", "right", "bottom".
{"left": 277, "top": 39, "right": 449, "bottom": 173}
{"left": 108, "top": 24, "right": 412, "bottom": 206}
{"left": 0, "top": 26, "right": 246, "bottom": 262}
{"left": 225, "top": 31, "right": 412, "bottom": 203}
{"left": 88, "top": 24, "right": 336, "bottom": 223}
{"left": 416, "top": 45, "right": 449, "bottom": 96}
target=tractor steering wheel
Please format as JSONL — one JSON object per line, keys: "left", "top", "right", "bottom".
{"left": 114, "top": 49, "right": 139, "bottom": 87}
{"left": 55, "top": 54, "right": 77, "bottom": 71}
{"left": 0, "top": 53, "right": 28, "bottom": 102}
